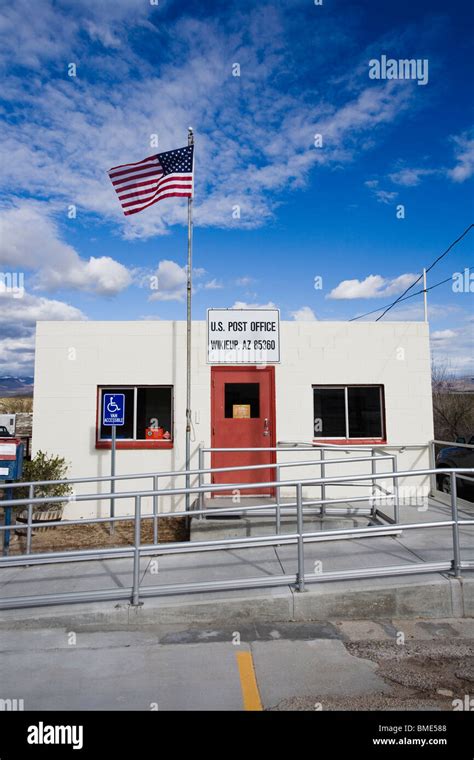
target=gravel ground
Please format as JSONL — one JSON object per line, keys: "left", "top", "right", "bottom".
{"left": 268, "top": 638, "right": 474, "bottom": 711}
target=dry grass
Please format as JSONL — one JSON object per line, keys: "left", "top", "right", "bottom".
{"left": 8, "top": 516, "right": 189, "bottom": 555}
{"left": 0, "top": 396, "right": 33, "bottom": 413}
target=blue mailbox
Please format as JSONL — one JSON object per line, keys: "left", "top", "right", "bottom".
{"left": 0, "top": 438, "right": 24, "bottom": 555}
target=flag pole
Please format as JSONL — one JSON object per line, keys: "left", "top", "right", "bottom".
{"left": 185, "top": 127, "right": 194, "bottom": 512}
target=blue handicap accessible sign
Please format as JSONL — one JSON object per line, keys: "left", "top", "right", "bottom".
{"left": 103, "top": 393, "right": 125, "bottom": 426}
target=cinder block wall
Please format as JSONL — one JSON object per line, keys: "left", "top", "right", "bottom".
{"left": 33, "top": 320, "right": 433, "bottom": 518}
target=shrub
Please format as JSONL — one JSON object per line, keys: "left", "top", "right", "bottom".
{"left": 17, "top": 451, "right": 73, "bottom": 513}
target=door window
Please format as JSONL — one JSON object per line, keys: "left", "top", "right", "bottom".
{"left": 224, "top": 383, "right": 260, "bottom": 418}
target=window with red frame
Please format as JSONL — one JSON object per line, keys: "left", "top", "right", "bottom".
{"left": 313, "top": 385, "right": 384, "bottom": 439}
{"left": 98, "top": 386, "right": 173, "bottom": 442}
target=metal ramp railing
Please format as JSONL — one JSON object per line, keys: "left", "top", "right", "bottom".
{"left": 197, "top": 441, "right": 432, "bottom": 524}
{"left": 0, "top": 448, "right": 472, "bottom": 609}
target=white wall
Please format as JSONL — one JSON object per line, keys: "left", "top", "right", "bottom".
{"left": 32, "top": 320, "right": 434, "bottom": 518}
{"left": 274, "top": 321, "right": 433, "bottom": 506}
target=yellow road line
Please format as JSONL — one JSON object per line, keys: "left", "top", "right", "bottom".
{"left": 236, "top": 650, "right": 263, "bottom": 711}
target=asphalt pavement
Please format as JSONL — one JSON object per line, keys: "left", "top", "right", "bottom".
{"left": 1, "top": 618, "right": 473, "bottom": 711}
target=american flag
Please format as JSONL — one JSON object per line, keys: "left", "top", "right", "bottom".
{"left": 108, "top": 145, "right": 194, "bottom": 216}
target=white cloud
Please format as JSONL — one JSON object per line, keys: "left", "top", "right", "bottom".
{"left": 382, "top": 275, "right": 419, "bottom": 295}
{"left": 385, "top": 129, "right": 474, "bottom": 188}
{"left": 40, "top": 255, "right": 132, "bottom": 295}
{"left": 447, "top": 131, "right": 474, "bottom": 183}
{"left": 290, "top": 306, "right": 317, "bottom": 321}
{"left": 142, "top": 259, "right": 207, "bottom": 301}
{"left": 0, "top": 289, "right": 86, "bottom": 373}
{"left": 364, "top": 178, "right": 398, "bottom": 203}
{"left": 430, "top": 324, "right": 474, "bottom": 373}
{"left": 148, "top": 260, "right": 187, "bottom": 302}
{"left": 328, "top": 273, "right": 418, "bottom": 300}
{"left": 0, "top": 0, "right": 152, "bottom": 68}
{"left": 204, "top": 278, "right": 223, "bottom": 290}
{"left": 0, "top": 202, "right": 132, "bottom": 295}
{"left": 329, "top": 275, "right": 384, "bottom": 299}
{"left": 0, "top": 336, "right": 36, "bottom": 376}
{"left": 231, "top": 301, "right": 277, "bottom": 309}
{"left": 0, "top": 291, "right": 86, "bottom": 334}
{"left": 0, "top": 7, "right": 418, "bottom": 239}
{"left": 431, "top": 329, "right": 457, "bottom": 340}
{"left": 389, "top": 167, "right": 437, "bottom": 186}
{"left": 374, "top": 190, "right": 398, "bottom": 204}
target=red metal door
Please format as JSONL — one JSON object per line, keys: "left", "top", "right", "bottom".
{"left": 211, "top": 366, "right": 276, "bottom": 495}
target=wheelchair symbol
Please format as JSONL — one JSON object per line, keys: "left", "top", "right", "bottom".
{"left": 107, "top": 398, "right": 120, "bottom": 414}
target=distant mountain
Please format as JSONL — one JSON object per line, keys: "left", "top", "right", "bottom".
{"left": 0, "top": 377, "right": 34, "bottom": 396}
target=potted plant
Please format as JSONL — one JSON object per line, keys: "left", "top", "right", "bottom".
{"left": 15, "top": 451, "right": 73, "bottom": 534}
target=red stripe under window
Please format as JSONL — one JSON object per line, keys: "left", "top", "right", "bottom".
{"left": 96, "top": 441, "right": 174, "bottom": 450}
{"left": 313, "top": 438, "right": 386, "bottom": 445}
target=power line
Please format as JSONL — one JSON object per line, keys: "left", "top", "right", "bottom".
{"left": 349, "top": 264, "right": 474, "bottom": 321}
{"left": 374, "top": 223, "right": 473, "bottom": 321}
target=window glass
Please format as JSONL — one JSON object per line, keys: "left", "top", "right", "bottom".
{"left": 224, "top": 383, "right": 260, "bottom": 418}
{"left": 313, "top": 388, "right": 346, "bottom": 437}
{"left": 99, "top": 388, "right": 135, "bottom": 439}
{"left": 98, "top": 386, "right": 173, "bottom": 441}
{"left": 136, "top": 387, "right": 173, "bottom": 440}
{"left": 348, "top": 387, "right": 383, "bottom": 438}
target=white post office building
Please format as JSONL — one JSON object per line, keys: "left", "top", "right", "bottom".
{"left": 32, "top": 313, "right": 434, "bottom": 518}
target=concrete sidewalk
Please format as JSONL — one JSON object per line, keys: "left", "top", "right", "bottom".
{"left": 0, "top": 627, "right": 390, "bottom": 711}
{"left": 0, "top": 497, "right": 472, "bottom": 628}
{"left": 1, "top": 619, "right": 472, "bottom": 711}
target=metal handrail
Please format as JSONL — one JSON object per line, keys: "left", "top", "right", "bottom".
{"left": 198, "top": 443, "right": 398, "bottom": 518}
{"left": 276, "top": 441, "right": 429, "bottom": 451}
{"left": 3, "top": 439, "right": 441, "bottom": 492}
{"left": 2, "top": 448, "right": 391, "bottom": 490}
{"left": 432, "top": 439, "right": 474, "bottom": 449}
{"left": 0, "top": 466, "right": 472, "bottom": 610}
{"left": 429, "top": 438, "right": 474, "bottom": 495}
{"left": 0, "top": 456, "right": 420, "bottom": 509}
{"left": 2, "top": 444, "right": 397, "bottom": 550}
{"left": 0, "top": 495, "right": 384, "bottom": 532}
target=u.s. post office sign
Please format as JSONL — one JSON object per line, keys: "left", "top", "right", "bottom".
{"left": 207, "top": 309, "right": 280, "bottom": 364}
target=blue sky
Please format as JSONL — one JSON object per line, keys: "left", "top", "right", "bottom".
{"left": 0, "top": 0, "right": 473, "bottom": 375}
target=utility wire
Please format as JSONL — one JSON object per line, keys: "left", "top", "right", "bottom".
{"left": 349, "top": 264, "right": 474, "bottom": 321}
{"left": 374, "top": 223, "right": 473, "bottom": 321}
